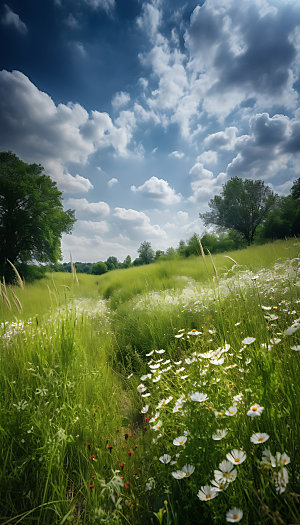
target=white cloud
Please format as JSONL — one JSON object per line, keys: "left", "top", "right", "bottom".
{"left": 65, "top": 14, "right": 79, "bottom": 29}
{"left": 131, "top": 176, "right": 181, "bottom": 204}
{"left": 0, "top": 70, "right": 135, "bottom": 193}
{"left": 111, "top": 91, "right": 130, "bottom": 109}
{"left": 77, "top": 220, "right": 109, "bottom": 234}
{"left": 113, "top": 207, "right": 167, "bottom": 240}
{"left": 1, "top": 4, "right": 27, "bottom": 34}
{"left": 197, "top": 150, "right": 218, "bottom": 165}
{"left": 62, "top": 233, "right": 131, "bottom": 263}
{"left": 46, "top": 160, "right": 93, "bottom": 194}
{"left": 177, "top": 210, "right": 189, "bottom": 222}
{"left": 84, "top": 0, "right": 115, "bottom": 14}
{"left": 107, "top": 177, "right": 118, "bottom": 187}
{"left": 137, "top": 3, "right": 162, "bottom": 41}
{"left": 188, "top": 163, "right": 226, "bottom": 203}
{"left": 65, "top": 198, "right": 110, "bottom": 217}
{"left": 169, "top": 150, "right": 185, "bottom": 159}
{"left": 203, "top": 127, "right": 239, "bottom": 151}
{"left": 73, "top": 42, "right": 86, "bottom": 57}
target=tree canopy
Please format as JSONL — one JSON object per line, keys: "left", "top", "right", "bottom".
{"left": 137, "top": 241, "right": 155, "bottom": 264}
{"left": 200, "top": 177, "right": 276, "bottom": 244}
{"left": 0, "top": 152, "right": 76, "bottom": 281}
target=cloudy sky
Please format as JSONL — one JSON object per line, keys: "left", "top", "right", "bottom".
{"left": 1, "top": 0, "right": 300, "bottom": 262}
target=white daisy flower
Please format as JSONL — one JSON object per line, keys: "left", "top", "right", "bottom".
{"left": 187, "top": 330, "right": 202, "bottom": 335}
{"left": 211, "top": 357, "right": 224, "bottom": 365}
{"left": 247, "top": 404, "right": 264, "bottom": 417}
{"left": 137, "top": 383, "right": 147, "bottom": 393}
{"left": 261, "top": 448, "right": 276, "bottom": 467}
{"left": 159, "top": 454, "right": 171, "bottom": 464}
{"left": 214, "top": 460, "right": 237, "bottom": 484}
{"left": 152, "top": 375, "right": 161, "bottom": 382}
{"left": 242, "top": 336, "right": 256, "bottom": 345}
{"left": 158, "top": 396, "right": 173, "bottom": 408}
{"left": 285, "top": 322, "right": 300, "bottom": 335}
{"left": 250, "top": 433, "right": 270, "bottom": 444}
{"left": 190, "top": 392, "right": 208, "bottom": 402}
{"left": 212, "top": 429, "right": 228, "bottom": 440}
{"left": 175, "top": 333, "right": 184, "bottom": 338}
{"left": 275, "top": 452, "right": 290, "bottom": 466}
{"left": 172, "top": 464, "right": 195, "bottom": 479}
{"left": 152, "top": 420, "right": 163, "bottom": 431}
{"left": 226, "top": 449, "right": 246, "bottom": 465}
{"left": 226, "top": 507, "right": 243, "bottom": 522}
{"left": 225, "top": 406, "right": 237, "bottom": 416}
{"left": 155, "top": 349, "right": 165, "bottom": 354}
{"left": 145, "top": 350, "right": 154, "bottom": 356}
{"left": 211, "top": 479, "right": 228, "bottom": 491}
{"left": 173, "top": 436, "right": 187, "bottom": 446}
{"left": 261, "top": 306, "right": 272, "bottom": 310}
{"left": 274, "top": 467, "right": 289, "bottom": 494}
{"left": 141, "top": 392, "right": 151, "bottom": 397}
{"left": 146, "top": 478, "right": 155, "bottom": 490}
{"left": 140, "top": 374, "right": 151, "bottom": 381}
{"left": 141, "top": 405, "right": 149, "bottom": 414}
{"left": 197, "top": 485, "right": 218, "bottom": 501}
{"left": 149, "top": 412, "right": 160, "bottom": 423}
{"left": 291, "top": 345, "right": 300, "bottom": 351}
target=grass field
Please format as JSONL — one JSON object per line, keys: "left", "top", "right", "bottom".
{"left": 0, "top": 239, "right": 299, "bottom": 524}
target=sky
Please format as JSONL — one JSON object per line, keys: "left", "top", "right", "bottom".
{"left": 0, "top": 0, "right": 300, "bottom": 263}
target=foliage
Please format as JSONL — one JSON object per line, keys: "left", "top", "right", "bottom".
{"left": 90, "top": 261, "right": 108, "bottom": 275}
{"left": 105, "top": 256, "right": 120, "bottom": 271}
{"left": 257, "top": 181, "right": 300, "bottom": 240}
{"left": 200, "top": 177, "right": 276, "bottom": 244}
{"left": 0, "top": 152, "right": 75, "bottom": 282}
{"left": 138, "top": 241, "right": 155, "bottom": 264}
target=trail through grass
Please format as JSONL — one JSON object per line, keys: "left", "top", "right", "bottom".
{"left": 0, "top": 239, "right": 299, "bottom": 524}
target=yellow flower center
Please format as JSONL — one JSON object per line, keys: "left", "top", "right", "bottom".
{"left": 230, "top": 411, "right": 234, "bottom": 414}
{"left": 252, "top": 406, "right": 258, "bottom": 411}
{"left": 223, "top": 472, "right": 229, "bottom": 477}
{"left": 219, "top": 413, "right": 223, "bottom": 416}
{"left": 205, "top": 494, "right": 211, "bottom": 499}
{"left": 258, "top": 438, "right": 263, "bottom": 442}
{"left": 283, "top": 459, "right": 287, "bottom": 464}
{"left": 179, "top": 441, "right": 183, "bottom": 444}
{"left": 185, "top": 472, "right": 189, "bottom": 476}
{"left": 234, "top": 458, "right": 240, "bottom": 463}
{"left": 219, "top": 483, "right": 225, "bottom": 489}
{"left": 233, "top": 515, "right": 238, "bottom": 520}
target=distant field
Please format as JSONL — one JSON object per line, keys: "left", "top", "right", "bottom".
{"left": 0, "top": 238, "right": 299, "bottom": 524}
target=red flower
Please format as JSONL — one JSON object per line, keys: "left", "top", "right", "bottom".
{"left": 128, "top": 451, "right": 132, "bottom": 457}
{"left": 120, "top": 463, "right": 125, "bottom": 470}
{"left": 125, "top": 481, "right": 130, "bottom": 489}
{"left": 107, "top": 445, "right": 113, "bottom": 453}
{"left": 87, "top": 443, "right": 91, "bottom": 450}
{"left": 90, "top": 455, "right": 96, "bottom": 461}
{"left": 145, "top": 417, "right": 150, "bottom": 422}
{"left": 89, "top": 484, "right": 94, "bottom": 489}
{"left": 134, "top": 445, "right": 138, "bottom": 449}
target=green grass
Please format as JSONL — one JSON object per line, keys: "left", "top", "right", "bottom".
{"left": 0, "top": 238, "right": 299, "bottom": 524}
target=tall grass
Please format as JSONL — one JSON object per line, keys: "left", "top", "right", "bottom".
{"left": 0, "top": 238, "right": 299, "bottom": 524}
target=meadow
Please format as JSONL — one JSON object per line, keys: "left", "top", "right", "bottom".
{"left": 0, "top": 239, "right": 299, "bottom": 524}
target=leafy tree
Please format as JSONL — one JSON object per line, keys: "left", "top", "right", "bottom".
{"left": 155, "top": 250, "right": 165, "bottom": 261}
{"left": 200, "top": 177, "right": 275, "bottom": 244}
{"left": 258, "top": 181, "right": 300, "bottom": 240}
{"left": 90, "top": 261, "right": 108, "bottom": 275}
{"left": 105, "top": 256, "right": 120, "bottom": 271}
{"left": 122, "top": 255, "right": 132, "bottom": 268}
{"left": 186, "top": 233, "right": 201, "bottom": 257}
{"left": 0, "top": 152, "right": 76, "bottom": 281}
{"left": 137, "top": 241, "right": 155, "bottom": 265}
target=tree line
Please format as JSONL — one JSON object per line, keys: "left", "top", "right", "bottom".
{"left": 0, "top": 152, "right": 299, "bottom": 281}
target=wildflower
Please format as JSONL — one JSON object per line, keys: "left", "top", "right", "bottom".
{"left": 152, "top": 420, "right": 163, "bottom": 431}
{"left": 155, "top": 349, "right": 165, "bottom": 354}
{"left": 275, "top": 452, "right": 290, "bottom": 466}
{"left": 214, "top": 460, "right": 237, "bottom": 484}
{"left": 197, "top": 485, "right": 218, "bottom": 501}
{"left": 247, "top": 404, "right": 264, "bottom": 417}
{"left": 172, "top": 464, "right": 195, "bottom": 479}
{"left": 120, "top": 463, "right": 124, "bottom": 470}
{"left": 291, "top": 345, "right": 300, "bottom": 351}
{"left": 225, "top": 406, "right": 237, "bottom": 416}
{"left": 141, "top": 392, "right": 151, "bottom": 397}
{"left": 190, "top": 392, "right": 208, "bottom": 402}
{"left": 89, "top": 484, "right": 94, "bottom": 489}
{"left": 127, "top": 451, "right": 132, "bottom": 457}
{"left": 274, "top": 467, "right": 289, "bottom": 494}
{"left": 141, "top": 405, "right": 149, "bottom": 414}
{"left": 187, "top": 330, "right": 202, "bottom": 335}
{"left": 215, "top": 411, "right": 224, "bottom": 418}
{"left": 242, "top": 337, "right": 256, "bottom": 345}
{"left": 261, "top": 448, "right": 275, "bottom": 467}
{"left": 124, "top": 481, "right": 130, "bottom": 490}
{"left": 159, "top": 454, "right": 171, "bottom": 464}
{"left": 158, "top": 396, "right": 173, "bottom": 408}
{"left": 149, "top": 412, "right": 160, "bottom": 423}
{"left": 173, "top": 436, "right": 187, "bottom": 446}
{"left": 152, "top": 375, "right": 161, "bottom": 382}
{"left": 250, "top": 433, "right": 270, "bottom": 444}
{"left": 107, "top": 445, "right": 113, "bottom": 453}
{"left": 175, "top": 333, "right": 184, "bottom": 338}
{"left": 146, "top": 478, "right": 155, "bottom": 490}
{"left": 146, "top": 350, "right": 154, "bottom": 356}
{"left": 226, "top": 508, "right": 243, "bottom": 522}
{"left": 212, "top": 429, "right": 228, "bottom": 440}
{"left": 137, "top": 384, "right": 147, "bottom": 393}
{"left": 226, "top": 450, "right": 246, "bottom": 465}
{"left": 145, "top": 417, "right": 150, "bottom": 422}
{"left": 211, "top": 479, "right": 228, "bottom": 491}
{"left": 270, "top": 337, "right": 281, "bottom": 344}
{"left": 284, "top": 321, "right": 300, "bottom": 335}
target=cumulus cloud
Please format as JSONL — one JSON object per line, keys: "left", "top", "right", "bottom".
{"left": 188, "top": 162, "right": 226, "bottom": 203}
{"left": 107, "top": 177, "right": 118, "bottom": 187}
{"left": 197, "top": 150, "right": 218, "bottom": 165}
{"left": 62, "top": 233, "right": 131, "bottom": 263}
{"left": 137, "top": 3, "right": 162, "bottom": 41}
{"left": 203, "top": 127, "right": 240, "bottom": 151}
{"left": 113, "top": 207, "right": 167, "bottom": 240}
{"left": 169, "top": 150, "right": 185, "bottom": 159}
{"left": 0, "top": 70, "right": 135, "bottom": 192}
{"left": 131, "top": 176, "right": 181, "bottom": 204}
{"left": 77, "top": 220, "right": 109, "bottom": 234}
{"left": 65, "top": 198, "right": 110, "bottom": 217}
{"left": 111, "top": 91, "right": 130, "bottom": 109}
{"left": 84, "top": 0, "right": 115, "bottom": 14}
{"left": 225, "top": 112, "right": 299, "bottom": 179}
{"left": 1, "top": 4, "right": 27, "bottom": 34}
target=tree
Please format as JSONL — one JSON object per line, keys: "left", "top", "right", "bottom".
{"left": 122, "top": 255, "right": 132, "bottom": 268}
{"left": 90, "top": 261, "right": 108, "bottom": 275}
{"left": 0, "top": 152, "right": 76, "bottom": 281}
{"left": 137, "top": 241, "right": 155, "bottom": 265}
{"left": 105, "top": 256, "right": 120, "bottom": 271}
{"left": 200, "top": 177, "right": 275, "bottom": 244}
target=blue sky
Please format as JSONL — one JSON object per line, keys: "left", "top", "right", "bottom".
{"left": 1, "top": 0, "right": 300, "bottom": 262}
